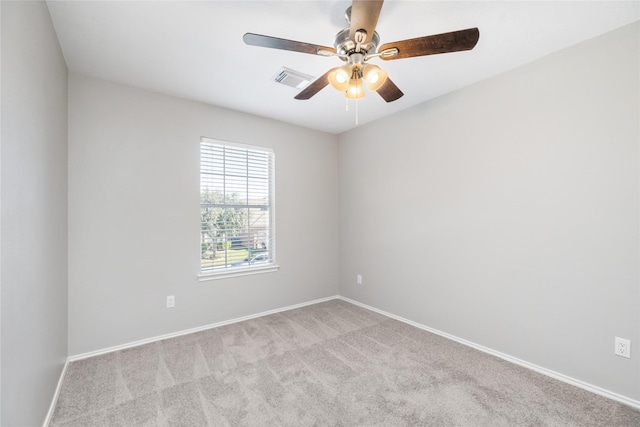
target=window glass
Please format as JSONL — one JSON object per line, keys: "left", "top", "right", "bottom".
{"left": 200, "top": 138, "right": 275, "bottom": 276}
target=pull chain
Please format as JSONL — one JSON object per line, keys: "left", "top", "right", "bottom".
{"left": 344, "top": 98, "right": 359, "bottom": 126}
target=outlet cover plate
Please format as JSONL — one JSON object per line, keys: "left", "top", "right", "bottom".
{"left": 615, "top": 337, "right": 630, "bottom": 358}
{"left": 166, "top": 295, "right": 175, "bottom": 308}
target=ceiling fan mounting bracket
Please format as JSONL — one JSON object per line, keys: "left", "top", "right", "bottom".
{"left": 344, "top": 6, "right": 352, "bottom": 24}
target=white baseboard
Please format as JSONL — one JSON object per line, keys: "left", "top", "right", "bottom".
{"left": 338, "top": 296, "right": 640, "bottom": 411}
{"left": 68, "top": 295, "right": 339, "bottom": 362}
{"left": 42, "top": 358, "right": 69, "bottom": 427}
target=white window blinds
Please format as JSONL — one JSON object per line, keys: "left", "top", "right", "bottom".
{"left": 200, "top": 138, "right": 275, "bottom": 275}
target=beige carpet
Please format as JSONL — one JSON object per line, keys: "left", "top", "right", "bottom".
{"left": 49, "top": 299, "right": 640, "bottom": 426}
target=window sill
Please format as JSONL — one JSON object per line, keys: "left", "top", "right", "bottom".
{"left": 198, "top": 264, "right": 280, "bottom": 281}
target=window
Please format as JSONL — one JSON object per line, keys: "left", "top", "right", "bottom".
{"left": 199, "top": 138, "right": 277, "bottom": 279}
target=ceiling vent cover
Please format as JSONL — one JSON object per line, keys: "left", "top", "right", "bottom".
{"left": 274, "top": 67, "right": 314, "bottom": 90}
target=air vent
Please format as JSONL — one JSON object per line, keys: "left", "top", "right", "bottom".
{"left": 273, "top": 67, "right": 314, "bottom": 90}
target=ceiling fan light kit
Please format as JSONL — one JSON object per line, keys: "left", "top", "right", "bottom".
{"left": 325, "top": 50, "right": 388, "bottom": 98}
{"left": 243, "top": 0, "right": 479, "bottom": 103}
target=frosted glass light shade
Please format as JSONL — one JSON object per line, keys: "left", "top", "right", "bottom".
{"left": 328, "top": 66, "right": 350, "bottom": 92}
{"left": 363, "top": 64, "right": 388, "bottom": 91}
{"left": 346, "top": 78, "right": 365, "bottom": 99}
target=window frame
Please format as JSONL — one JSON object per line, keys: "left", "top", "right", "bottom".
{"left": 198, "top": 137, "right": 278, "bottom": 281}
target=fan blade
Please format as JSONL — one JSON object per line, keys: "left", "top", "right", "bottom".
{"left": 349, "top": 0, "right": 384, "bottom": 44}
{"left": 294, "top": 70, "right": 331, "bottom": 100}
{"left": 376, "top": 77, "right": 404, "bottom": 102}
{"left": 379, "top": 28, "right": 479, "bottom": 60}
{"left": 243, "top": 33, "right": 336, "bottom": 56}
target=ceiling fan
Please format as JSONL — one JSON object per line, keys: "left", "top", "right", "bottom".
{"left": 243, "top": 0, "right": 479, "bottom": 103}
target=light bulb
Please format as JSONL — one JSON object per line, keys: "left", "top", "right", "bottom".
{"left": 346, "top": 78, "right": 365, "bottom": 99}
{"left": 328, "top": 66, "right": 350, "bottom": 92}
{"left": 363, "top": 64, "right": 388, "bottom": 91}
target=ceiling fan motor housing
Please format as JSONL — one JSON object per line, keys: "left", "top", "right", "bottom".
{"left": 333, "top": 28, "right": 380, "bottom": 59}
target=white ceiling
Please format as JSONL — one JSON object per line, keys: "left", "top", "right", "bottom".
{"left": 46, "top": 1, "right": 639, "bottom": 134}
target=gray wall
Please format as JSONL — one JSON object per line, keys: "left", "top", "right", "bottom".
{"left": 68, "top": 74, "right": 339, "bottom": 355}
{"left": 338, "top": 22, "right": 640, "bottom": 400}
{"left": 1, "top": 1, "right": 69, "bottom": 425}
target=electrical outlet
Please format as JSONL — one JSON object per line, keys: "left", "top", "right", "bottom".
{"left": 356, "top": 274, "right": 362, "bottom": 286}
{"left": 166, "top": 295, "right": 175, "bottom": 308}
{"left": 614, "top": 337, "right": 630, "bottom": 358}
